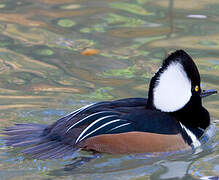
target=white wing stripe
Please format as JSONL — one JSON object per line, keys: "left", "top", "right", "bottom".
{"left": 75, "top": 119, "right": 121, "bottom": 144}
{"left": 75, "top": 115, "right": 117, "bottom": 144}
{"left": 66, "top": 111, "right": 117, "bottom": 132}
{"left": 62, "top": 103, "right": 94, "bottom": 121}
{"left": 107, "top": 123, "right": 131, "bottom": 132}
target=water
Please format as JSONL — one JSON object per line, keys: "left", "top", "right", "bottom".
{"left": 0, "top": 0, "right": 218, "bottom": 179}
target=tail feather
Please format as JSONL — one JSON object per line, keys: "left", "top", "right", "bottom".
{"left": 50, "top": 145, "right": 75, "bottom": 159}
{"left": 5, "top": 137, "right": 44, "bottom": 147}
{"left": 33, "top": 144, "right": 75, "bottom": 159}
{"left": 3, "top": 123, "right": 77, "bottom": 159}
{"left": 3, "top": 129, "right": 42, "bottom": 135}
{"left": 4, "top": 123, "right": 47, "bottom": 131}
{"left": 3, "top": 124, "right": 46, "bottom": 147}
{"left": 22, "top": 141, "right": 61, "bottom": 154}
{"left": 11, "top": 138, "right": 45, "bottom": 147}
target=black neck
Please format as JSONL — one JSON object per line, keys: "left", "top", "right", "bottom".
{"left": 147, "top": 94, "right": 210, "bottom": 130}
{"left": 170, "top": 104, "right": 210, "bottom": 130}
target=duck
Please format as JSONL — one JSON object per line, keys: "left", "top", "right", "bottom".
{"left": 3, "top": 50, "right": 217, "bottom": 159}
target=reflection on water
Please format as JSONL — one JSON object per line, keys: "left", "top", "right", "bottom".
{"left": 0, "top": 0, "right": 218, "bottom": 179}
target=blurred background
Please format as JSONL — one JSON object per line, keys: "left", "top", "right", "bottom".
{"left": 0, "top": 0, "right": 218, "bottom": 179}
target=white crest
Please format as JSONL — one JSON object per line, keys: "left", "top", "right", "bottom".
{"left": 153, "top": 62, "right": 192, "bottom": 112}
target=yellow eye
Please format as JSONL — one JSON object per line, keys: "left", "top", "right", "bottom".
{"left": 195, "top": 86, "right": 199, "bottom": 92}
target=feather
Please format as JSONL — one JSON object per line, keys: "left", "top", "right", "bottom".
{"left": 66, "top": 111, "right": 120, "bottom": 131}
{"left": 76, "top": 117, "right": 130, "bottom": 143}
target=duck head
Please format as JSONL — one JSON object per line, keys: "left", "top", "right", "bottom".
{"left": 147, "top": 50, "right": 217, "bottom": 129}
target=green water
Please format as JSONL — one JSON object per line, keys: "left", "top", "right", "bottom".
{"left": 0, "top": 0, "right": 218, "bottom": 179}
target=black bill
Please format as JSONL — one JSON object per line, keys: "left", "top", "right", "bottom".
{"left": 200, "top": 89, "right": 217, "bottom": 98}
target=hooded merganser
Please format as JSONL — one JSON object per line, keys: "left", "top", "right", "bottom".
{"left": 3, "top": 50, "right": 217, "bottom": 159}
